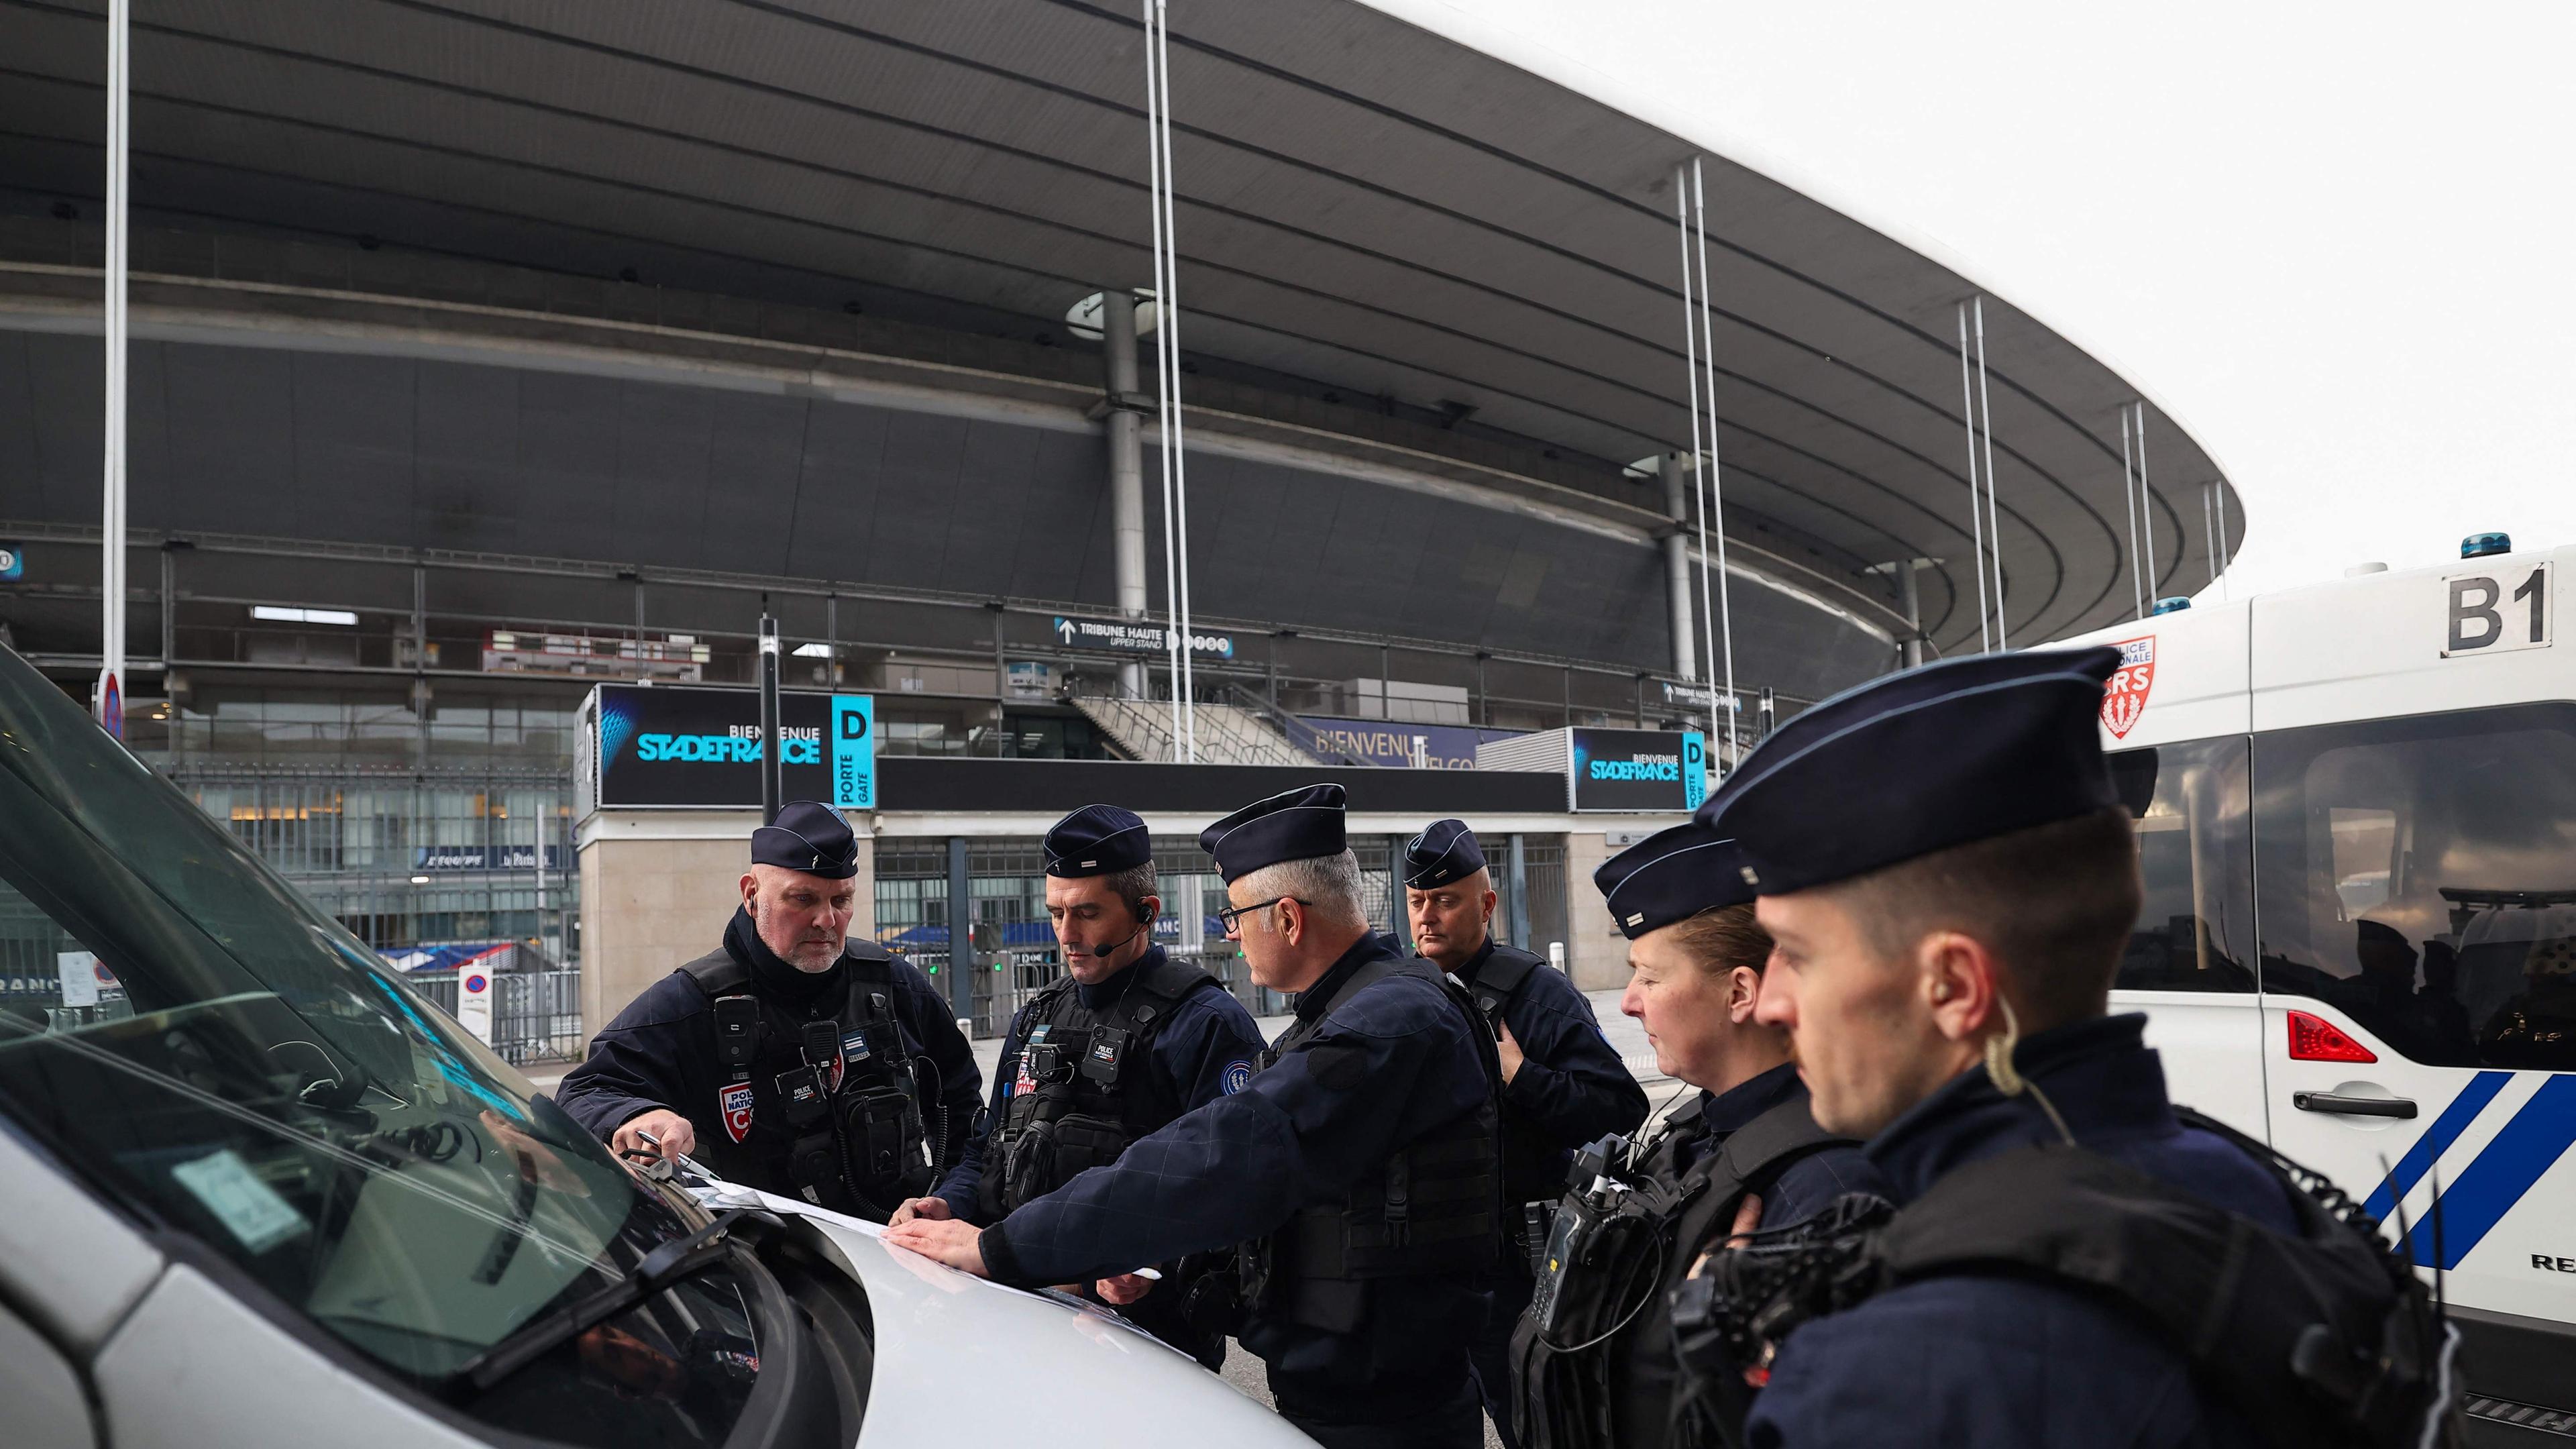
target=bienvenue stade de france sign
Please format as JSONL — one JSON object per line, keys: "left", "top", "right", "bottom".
{"left": 588, "top": 684, "right": 877, "bottom": 810}
{"left": 1051, "top": 614, "right": 1234, "bottom": 660}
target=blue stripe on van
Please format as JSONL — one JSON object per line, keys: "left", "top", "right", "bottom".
{"left": 2408, "top": 1073, "right": 2576, "bottom": 1270}
{"left": 2363, "top": 1071, "right": 2511, "bottom": 1224}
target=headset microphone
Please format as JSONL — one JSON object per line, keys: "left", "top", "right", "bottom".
{"left": 1065, "top": 902, "right": 1154, "bottom": 964}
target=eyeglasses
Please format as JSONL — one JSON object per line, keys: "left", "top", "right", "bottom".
{"left": 1216, "top": 896, "right": 1303, "bottom": 936}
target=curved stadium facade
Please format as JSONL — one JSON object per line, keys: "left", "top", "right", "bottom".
{"left": 0, "top": 0, "right": 2239, "bottom": 1028}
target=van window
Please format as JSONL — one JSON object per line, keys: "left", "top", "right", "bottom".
{"left": 0, "top": 649, "right": 766, "bottom": 1446}
{"left": 2110, "top": 738, "right": 2256, "bottom": 991}
{"left": 2252, "top": 704, "right": 2576, "bottom": 1069}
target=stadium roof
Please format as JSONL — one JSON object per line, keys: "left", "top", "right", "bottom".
{"left": 0, "top": 0, "right": 2240, "bottom": 656}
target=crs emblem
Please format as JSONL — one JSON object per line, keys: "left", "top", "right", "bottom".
{"left": 2100, "top": 636, "right": 2155, "bottom": 741}
{"left": 719, "top": 1083, "right": 756, "bottom": 1144}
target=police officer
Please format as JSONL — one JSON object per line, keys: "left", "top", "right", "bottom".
{"left": 887, "top": 784, "right": 1502, "bottom": 1449}
{"left": 1403, "top": 819, "right": 1647, "bottom": 1448}
{"left": 887, "top": 803, "right": 1264, "bottom": 1367}
{"left": 557, "top": 800, "right": 982, "bottom": 1222}
{"left": 1511, "top": 822, "right": 1876, "bottom": 1449}
{"left": 1684, "top": 649, "right": 2456, "bottom": 1448}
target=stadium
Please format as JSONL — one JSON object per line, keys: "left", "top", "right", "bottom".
{"left": 0, "top": 0, "right": 2241, "bottom": 1036}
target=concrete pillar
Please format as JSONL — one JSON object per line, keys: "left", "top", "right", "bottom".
{"left": 945, "top": 836, "right": 975, "bottom": 1025}
{"left": 1102, "top": 290, "right": 1148, "bottom": 700}
{"left": 1659, "top": 454, "right": 1699, "bottom": 680}
{"left": 1866, "top": 557, "right": 1935, "bottom": 669}
{"left": 1898, "top": 561, "right": 1925, "bottom": 669}
{"left": 576, "top": 811, "right": 877, "bottom": 1051}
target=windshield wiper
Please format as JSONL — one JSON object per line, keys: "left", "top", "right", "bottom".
{"left": 447, "top": 1209, "right": 749, "bottom": 1397}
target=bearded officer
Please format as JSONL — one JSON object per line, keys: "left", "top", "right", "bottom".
{"left": 1693, "top": 649, "right": 2445, "bottom": 1448}
{"left": 887, "top": 803, "right": 1264, "bottom": 1367}
{"left": 557, "top": 800, "right": 981, "bottom": 1221}
{"left": 1404, "top": 818, "right": 1646, "bottom": 1448}
{"left": 888, "top": 783, "right": 1503, "bottom": 1449}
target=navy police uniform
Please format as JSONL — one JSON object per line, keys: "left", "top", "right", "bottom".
{"left": 972, "top": 786, "right": 1503, "bottom": 1449}
{"left": 1696, "top": 650, "right": 2360, "bottom": 1449}
{"left": 1407, "top": 820, "right": 1647, "bottom": 1448}
{"left": 1513, "top": 822, "right": 1876, "bottom": 1449}
{"left": 926, "top": 805, "right": 1264, "bottom": 1366}
{"left": 556, "top": 802, "right": 982, "bottom": 1220}
{"left": 1743, "top": 1014, "right": 2294, "bottom": 1447}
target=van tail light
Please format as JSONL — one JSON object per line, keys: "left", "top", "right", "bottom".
{"left": 2288, "top": 1010, "right": 2377, "bottom": 1063}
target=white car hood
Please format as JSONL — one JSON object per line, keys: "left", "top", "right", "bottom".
{"left": 731, "top": 1189, "right": 1313, "bottom": 1447}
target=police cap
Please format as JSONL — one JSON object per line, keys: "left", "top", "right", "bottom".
{"left": 1593, "top": 822, "right": 1753, "bottom": 938}
{"left": 1402, "top": 818, "right": 1487, "bottom": 890}
{"left": 751, "top": 800, "right": 861, "bottom": 880}
{"left": 1699, "top": 647, "right": 2123, "bottom": 896}
{"left": 1044, "top": 804, "right": 1152, "bottom": 877}
{"left": 1201, "top": 783, "right": 1346, "bottom": 883}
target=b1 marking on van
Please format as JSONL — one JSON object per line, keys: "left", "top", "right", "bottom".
{"left": 2101, "top": 636, "right": 2156, "bottom": 740}
{"left": 2443, "top": 561, "right": 2551, "bottom": 657}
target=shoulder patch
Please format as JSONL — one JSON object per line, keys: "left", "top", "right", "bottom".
{"left": 1222, "top": 1060, "right": 1254, "bottom": 1095}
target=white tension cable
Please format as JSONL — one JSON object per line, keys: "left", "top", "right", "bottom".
{"left": 1140, "top": 0, "right": 1197, "bottom": 761}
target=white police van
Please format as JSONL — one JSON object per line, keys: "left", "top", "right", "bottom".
{"left": 2065, "top": 535, "right": 2576, "bottom": 1441}
{"left": 0, "top": 640, "right": 1302, "bottom": 1449}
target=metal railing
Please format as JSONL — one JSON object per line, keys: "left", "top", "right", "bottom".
{"left": 408, "top": 967, "right": 586, "bottom": 1066}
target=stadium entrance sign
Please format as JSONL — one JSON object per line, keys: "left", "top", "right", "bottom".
{"left": 1050, "top": 614, "right": 1234, "bottom": 661}
{"left": 581, "top": 684, "right": 876, "bottom": 810}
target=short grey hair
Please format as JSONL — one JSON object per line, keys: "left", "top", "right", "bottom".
{"left": 1237, "top": 849, "right": 1368, "bottom": 930}
{"left": 1102, "top": 860, "right": 1160, "bottom": 922}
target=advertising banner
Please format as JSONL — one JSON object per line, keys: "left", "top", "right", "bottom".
{"left": 592, "top": 684, "right": 873, "bottom": 809}
{"left": 1289, "top": 715, "right": 1521, "bottom": 769}
{"left": 1569, "top": 727, "right": 1709, "bottom": 812}
{"left": 412, "top": 845, "right": 568, "bottom": 871}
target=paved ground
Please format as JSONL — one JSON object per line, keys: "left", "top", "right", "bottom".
{"left": 531, "top": 985, "right": 1666, "bottom": 1448}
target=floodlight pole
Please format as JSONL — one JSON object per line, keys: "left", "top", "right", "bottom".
{"left": 1972, "top": 298, "right": 2006, "bottom": 650}
{"left": 2121, "top": 406, "right": 2144, "bottom": 619}
{"left": 2134, "top": 402, "right": 2157, "bottom": 603}
{"left": 1691, "top": 160, "right": 1738, "bottom": 768}
{"left": 1673, "top": 170, "right": 1716, "bottom": 744}
{"left": 1955, "top": 305, "right": 1990, "bottom": 653}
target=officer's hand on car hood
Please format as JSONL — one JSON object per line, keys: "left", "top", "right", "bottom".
{"left": 883, "top": 1216, "right": 987, "bottom": 1275}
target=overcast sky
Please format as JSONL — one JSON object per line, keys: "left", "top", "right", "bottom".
{"left": 1395, "top": 1, "right": 2576, "bottom": 600}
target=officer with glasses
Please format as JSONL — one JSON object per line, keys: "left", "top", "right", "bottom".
{"left": 557, "top": 800, "right": 981, "bottom": 1222}
{"left": 888, "top": 783, "right": 1504, "bottom": 1449}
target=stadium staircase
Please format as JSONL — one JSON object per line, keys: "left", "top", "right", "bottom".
{"left": 1073, "top": 692, "right": 1323, "bottom": 767}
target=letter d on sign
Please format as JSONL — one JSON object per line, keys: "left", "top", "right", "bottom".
{"left": 830, "top": 695, "right": 877, "bottom": 810}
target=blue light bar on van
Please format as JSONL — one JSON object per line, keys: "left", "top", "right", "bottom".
{"left": 2461, "top": 531, "right": 2512, "bottom": 559}
{"left": 2151, "top": 596, "right": 2192, "bottom": 616}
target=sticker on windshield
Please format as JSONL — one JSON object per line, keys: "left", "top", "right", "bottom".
{"left": 171, "top": 1148, "right": 309, "bottom": 1254}
{"left": 2101, "top": 636, "right": 2155, "bottom": 740}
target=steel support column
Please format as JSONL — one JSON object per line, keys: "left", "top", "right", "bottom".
{"left": 1102, "top": 290, "right": 1148, "bottom": 700}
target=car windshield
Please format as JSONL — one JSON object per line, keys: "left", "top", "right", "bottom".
{"left": 0, "top": 645, "right": 688, "bottom": 1387}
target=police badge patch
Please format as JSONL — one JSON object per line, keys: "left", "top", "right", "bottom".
{"left": 1223, "top": 1061, "right": 1254, "bottom": 1095}
{"left": 2100, "top": 635, "right": 2155, "bottom": 740}
{"left": 720, "top": 1082, "right": 755, "bottom": 1143}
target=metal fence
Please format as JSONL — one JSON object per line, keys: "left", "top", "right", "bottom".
{"left": 409, "top": 967, "right": 586, "bottom": 1065}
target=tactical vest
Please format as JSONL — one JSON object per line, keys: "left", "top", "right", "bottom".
{"left": 1458, "top": 944, "right": 1562, "bottom": 1214}
{"left": 1667, "top": 1108, "right": 2465, "bottom": 1449}
{"left": 978, "top": 952, "right": 1218, "bottom": 1221}
{"left": 682, "top": 941, "right": 936, "bottom": 1217}
{"left": 1237, "top": 955, "right": 1503, "bottom": 1336}
{"left": 1511, "top": 1095, "right": 1846, "bottom": 1449}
